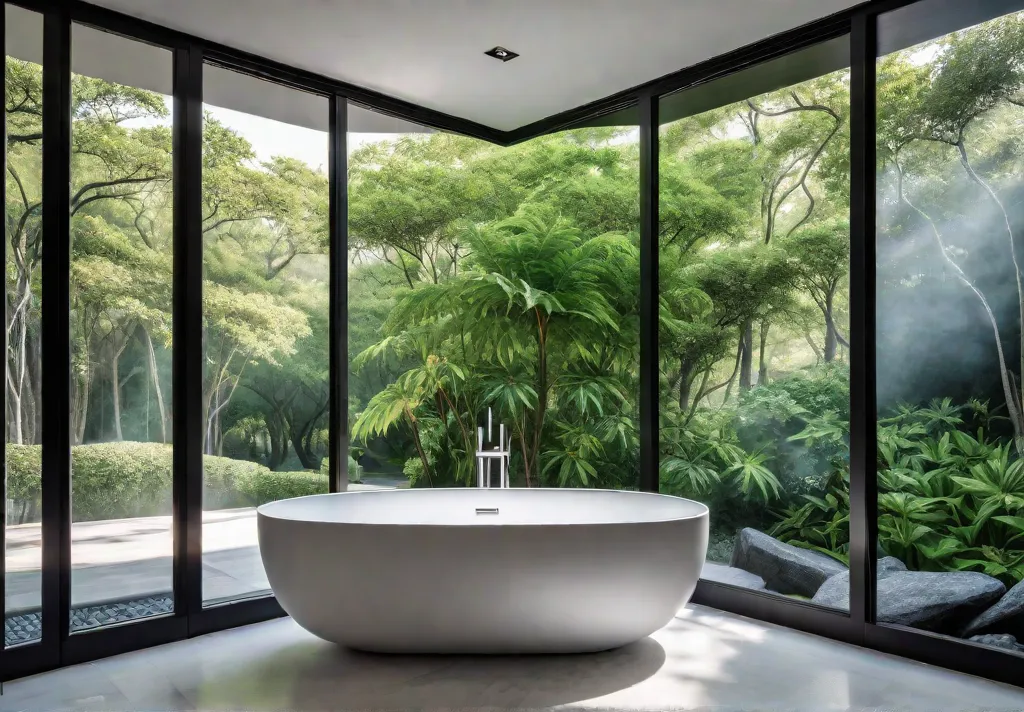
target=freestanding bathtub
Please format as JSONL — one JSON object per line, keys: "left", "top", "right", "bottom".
{"left": 257, "top": 488, "right": 708, "bottom": 654}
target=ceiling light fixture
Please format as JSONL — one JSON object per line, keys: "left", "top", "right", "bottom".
{"left": 485, "top": 46, "right": 519, "bottom": 62}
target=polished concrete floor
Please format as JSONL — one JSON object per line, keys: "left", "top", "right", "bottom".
{"left": 2, "top": 605, "right": 1022, "bottom": 712}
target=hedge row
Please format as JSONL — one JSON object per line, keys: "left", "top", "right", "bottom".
{"left": 6, "top": 442, "right": 328, "bottom": 522}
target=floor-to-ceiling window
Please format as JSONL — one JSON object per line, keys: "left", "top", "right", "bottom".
{"left": 875, "top": 3, "right": 1024, "bottom": 657}
{"left": 657, "top": 40, "right": 851, "bottom": 606}
{"left": 4, "top": 3, "right": 44, "bottom": 648}
{"left": 66, "top": 23, "right": 175, "bottom": 632}
{"left": 2, "top": 0, "right": 1023, "bottom": 687}
{"left": 201, "top": 66, "right": 329, "bottom": 604}
{"left": 348, "top": 105, "right": 640, "bottom": 490}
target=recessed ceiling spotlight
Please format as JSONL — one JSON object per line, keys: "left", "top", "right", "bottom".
{"left": 485, "top": 46, "right": 519, "bottom": 62}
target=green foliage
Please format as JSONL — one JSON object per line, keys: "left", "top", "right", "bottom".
{"left": 9, "top": 13, "right": 1024, "bottom": 602}
{"left": 736, "top": 364, "right": 850, "bottom": 494}
{"left": 773, "top": 401, "right": 1024, "bottom": 585}
{"left": 6, "top": 442, "right": 326, "bottom": 523}
{"left": 770, "top": 465, "right": 851, "bottom": 565}
{"left": 352, "top": 205, "right": 640, "bottom": 487}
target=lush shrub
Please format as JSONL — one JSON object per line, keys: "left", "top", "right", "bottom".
{"left": 317, "top": 454, "right": 363, "bottom": 482}
{"left": 733, "top": 364, "right": 849, "bottom": 496}
{"left": 6, "top": 442, "right": 42, "bottom": 502}
{"left": 6, "top": 443, "right": 42, "bottom": 523}
{"left": 237, "top": 469, "right": 327, "bottom": 504}
{"left": 6, "top": 441, "right": 327, "bottom": 523}
{"left": 771, "top": 399, "right": 1024, "bottom": 584}
{"left": 71, "top": 442, "right": 174, "bottom": 521}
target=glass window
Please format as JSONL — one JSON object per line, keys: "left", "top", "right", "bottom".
{"left": 68, "top": 25, "right": 175, "bottom": 632}
{"left": 658, "top": 41, "right": 851, "bottom": 607}
{"left": 876, "top": 4, "right": 1024, "bottom": 655}
{"left": 5, "top": 3, "right": 44, "bottom": 647}
{"left": 348, "top": 105, "right": 640, "bottom": 490}
{"left": 202, "top": 66, "right": 329, "bottom": 604}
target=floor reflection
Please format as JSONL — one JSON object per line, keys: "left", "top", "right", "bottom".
{"left": 2, "top": 605, "right": 1023, "bottom": 711}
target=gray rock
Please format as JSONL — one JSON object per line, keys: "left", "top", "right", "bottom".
{"left": 812, "top": 557, "right": 907, "bottom": 610}
{"left": 729, "top": 528, "right": 846, "bottom": 597}
{"left": 701, "top": 561, "right": 766, "bottom": 590}
{"left": 875, "top": 556, "right": 909, "bottom": 577}
{"left": 813, "top": 569, "right": 1005, "bottom": 634}
{"left": 968, "top": 633, "right": 1024, "bottom": 653}
{"left": 963, "top": 579, "right": 1024, "bottom": 638}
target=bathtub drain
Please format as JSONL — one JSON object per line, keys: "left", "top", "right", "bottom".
{"left": 475, "top": 507, "right": 499, "bottom": 515}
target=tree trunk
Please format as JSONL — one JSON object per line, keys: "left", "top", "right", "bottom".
{"left": 72, "top": 367, "right": 91, "bottom": 445}
{"left": 142, "top": 327, "right": 168, "bottom": 443}
{"left": 804, "top": 331, "right": 823, "bottom": 364}
{"left": 7, "top": 302, "right": 26, "bottom": 443}
{"left": 202, "top": 388, "right": 214, "bottom": 454}
{"left": 302, "top": 423, "right": 317, "bottom": 465}
{"left": 678, "top": 357, "right": 695, "bottom": 411}
{"left": 28, "top": 326, "right": 42, "bottom": 443}
{"left": 739, "top": 320, "right": 753, "bottom": 393}
{"left": 823, "top": 291, "right": 837, "bottom": 363}
{"left": 758, "top": 321, "right": 770, "bottom": 386}
{"left": 7, "top": 373, "right": 23, "bottom": 444}
{"left": 897, "top": 161, "right": 1024, "bottom": 450}
{"left": 215, "top": 405, "right": 223, "bottom": 456}
{"left": 406, "top": 410, "right": 433, "bottom": 487}
{"left": 289, "top": 421, "right": 317, "bottom": 470}
{"left": 529, "top": 314, "right": 549, "bottom": 480}
{"left": 267, "top": 413, "right": 286, "bottom": 470}
{"left": 290, "top": 431, "right": 316, "bottom": 469}
{"left": 112, "top": 349, "right": 123, "bottom": 441}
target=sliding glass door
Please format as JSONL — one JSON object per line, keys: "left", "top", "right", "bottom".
{"left": 3, "top": 0, "right": 1024, "bottom": 688}
{"left": 200, "top": 65, "right": 330, "bottom": 605}
{"left": 657, "top": 38, "right": 852, "bottom": 608}
{"left": 5, "top": 2, "right": 45, "bottom": 650}
{"left": 874, "top": 0, "right": 1024, "bottom": 659}
{"left": 67, "top": 22, "right": 176, "bottom": 633}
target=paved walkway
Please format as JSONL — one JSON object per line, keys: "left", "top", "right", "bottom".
{"left": 5, "top": 482, "right": 400, "bottom": 613}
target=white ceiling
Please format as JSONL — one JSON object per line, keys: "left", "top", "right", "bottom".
{"left": 85, "top": 0, "right": 862, "bottom": 132}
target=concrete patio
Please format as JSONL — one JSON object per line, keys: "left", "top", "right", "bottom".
{"left": 5, "top": 481, "right": 401, "bottom": 616}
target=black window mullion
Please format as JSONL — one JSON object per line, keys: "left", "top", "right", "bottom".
{"left": 638, "top": 93, "right": 659, "bottom": 493}
{"left": 173, "top": 42, "right": 205, "bottom": 621}
{"left": 328, "top": 95, "right": 348, "bottom": 493}
{"left": 848, "top": 8, "right": 878, "bottom": 629}
{"left": 40, "top": 1, "right": 72, "bottom": 652}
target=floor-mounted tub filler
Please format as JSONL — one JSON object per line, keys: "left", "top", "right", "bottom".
{"left": 257, "top": 488, "right": 709, "bottom": 654}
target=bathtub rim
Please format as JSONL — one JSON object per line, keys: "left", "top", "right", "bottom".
{"left": 256, "top": 487, "right": 710, "bottom": 527}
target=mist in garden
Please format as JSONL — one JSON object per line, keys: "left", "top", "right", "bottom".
{"left": 877, "top": 183, "right": 1023, "bottom": 412}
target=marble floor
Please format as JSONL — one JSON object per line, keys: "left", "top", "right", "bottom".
{"left": 2, "top": 605, "right": 1022, "bottom": 712}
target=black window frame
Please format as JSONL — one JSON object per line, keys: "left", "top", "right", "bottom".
{"left": 2, "top": 0, "right": 1022, "bottom": 687}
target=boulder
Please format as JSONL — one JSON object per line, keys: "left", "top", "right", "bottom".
{"left": 811, "top": 557, "right": 906, "bottom": 610}
{"left": 968, "top": 633, "right": 1024, "bottom": 653}
{"left": 701, "top": 561, "right": 766, "bottom": 591}
{"left": 729, "top": 528, "right": 846, "bottom": 597}
{"left": 963, "top": 579, "right": 1024, "bottom": 639}
{"left": 813, "top": 569, "right": 1005, "bottom": 634}
{"left": 875, "top": 556, "right": 909, "bottom": 577}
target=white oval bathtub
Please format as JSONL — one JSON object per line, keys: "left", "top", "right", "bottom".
{"left": 257, "top": 488, "right": 708, "bottom": 654}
